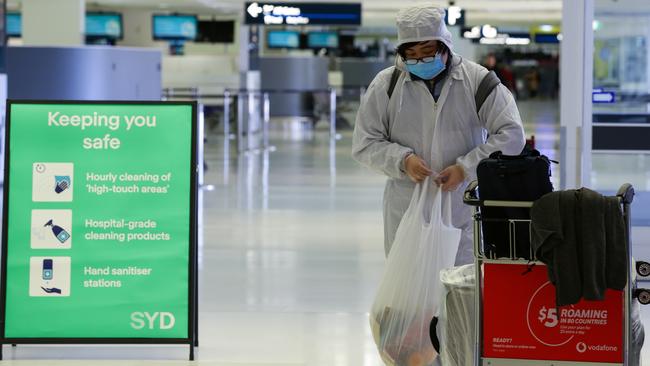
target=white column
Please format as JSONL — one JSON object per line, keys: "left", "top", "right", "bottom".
{"left": 239, "top": 25, "right": 250, "bottom": 74}
{"left": 560, "top": 0, "right": 594, "bottom": 189}
{"left": 646, "top": 27, "right": 650, "bottom": 96}
{"left": 120, "top": 9, "right": 157, "bottom": 47}
{"left": 22, "top": 0, "right": 85, "bottom": 46}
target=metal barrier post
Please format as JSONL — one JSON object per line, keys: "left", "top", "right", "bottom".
{"left": 329, "top": 88, "right": 337, "bottom": 141}
{"left": 237, "top": 92, "right": 245, "bottom": 153}
{"left": 223, "top": 91, "right": 231, "bottom": 155}
{"left": 263, "top": 92, "right": 270, "bottom": 149}
{"left": 248, "top": 92, "right": 255, "bottom": 152}
{"left": 222, "top": 92, "right": 232, "bottom": 185}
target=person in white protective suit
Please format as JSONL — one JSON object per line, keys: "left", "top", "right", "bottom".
{"left": 352, "top": 5, "right": 525, "bottom": 265}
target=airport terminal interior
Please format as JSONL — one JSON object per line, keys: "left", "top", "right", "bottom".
{"left": 1, "top": 0, "right": 650, "bottom": 365}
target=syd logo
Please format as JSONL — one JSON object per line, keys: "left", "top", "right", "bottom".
{"left": 130, "top": 312, "right": 176, "bottom": 330}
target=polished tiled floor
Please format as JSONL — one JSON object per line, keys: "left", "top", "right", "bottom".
{"left": 2, "top": 100, "right": 650, "bottom": 365}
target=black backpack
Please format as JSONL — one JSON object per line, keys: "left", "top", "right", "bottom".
{"left": 476, "top": 147, "right": 555, "bottom": 259}
{"left": 386, "top": 68, "right": 501, "bottom": 113}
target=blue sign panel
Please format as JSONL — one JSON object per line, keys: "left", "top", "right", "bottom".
{"left": 86, "top": 13, "right": 123, "bottom": 39}
{"left": 308, "top": 32, "right": 338, "bottom": 48}
{"left": 267, "top": 30, "right": 300, "bottom": 48}
{"left": 6, "top": 13, "right": 21, "bottom": 37}
{"left": 153, "top": 15, "right": 197, "bottom": 40}
{"left": 593, "top": 91, "right": 616, "bottom": 104}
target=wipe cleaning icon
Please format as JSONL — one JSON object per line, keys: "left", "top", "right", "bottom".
{"left": 44, "top": 219, "right": 70, "bottom": 244}
{"left": 55, "top": 175, "right": 71, "bottom": 194}
{"left": 32, "top": 163, "right": 74, "bottom": 202}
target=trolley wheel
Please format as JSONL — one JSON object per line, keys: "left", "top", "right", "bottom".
{"left": 637, "top": 261, "right": 650, "bottom": 278}
{"left": 635, "top": 288, "right": 650, "bottom": 305}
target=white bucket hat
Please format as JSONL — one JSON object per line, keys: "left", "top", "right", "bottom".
{"left": 396, "top": 6, "right": 453, "bottom": 51}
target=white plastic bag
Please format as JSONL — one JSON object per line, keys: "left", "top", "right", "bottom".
{"left": 370, "top": 178, "right": 462, "bottom": 366}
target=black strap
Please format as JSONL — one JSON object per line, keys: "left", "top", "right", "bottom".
{"left": 475, "top": 71, "right": 501, "bottom": 113}
{"left": 386, "top": 67, "right": 402, "bottom": 99}
{"left": 386, "top": 68, "right": 501, "bottom": 114}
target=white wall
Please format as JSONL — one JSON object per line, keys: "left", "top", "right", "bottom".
{"left": 162, "top": 55, "right": 239, "bottom": 92}
{"left": 119, "top": 8, "right": 163, "bottom": 49}
{"left": 117, "top": 7, "right": 240, "bottom": 56}
{"left": 448, "top": 26, "right": 478, "bottom": 63}
{"left": 113, "top": 7, "right": 241, "bottom": 91}
{"left": 22, "top": 0, "right": 85, "bottom": 46}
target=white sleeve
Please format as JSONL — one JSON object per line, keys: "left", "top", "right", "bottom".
{"left": 456, "top": 84, "right": 526, "bottom": 181}
{"left": 352, "top": 76, "right": 414, "bottom": 180}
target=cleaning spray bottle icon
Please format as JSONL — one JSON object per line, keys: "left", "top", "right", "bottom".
{"left": 44, "top": 220, "right": 70, "bottom": 244}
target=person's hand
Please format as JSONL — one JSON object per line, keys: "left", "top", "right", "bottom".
{"left": 435, "top": 164, "right": 466, "bottom": 191}
{"left": 404, "top": 154, "right": 433, "bottom": 183}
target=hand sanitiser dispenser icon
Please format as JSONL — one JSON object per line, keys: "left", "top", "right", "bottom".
{"left": 44, "top": 219, "right": 70, "bottom": 243}
{"left": 42, "top": 259, "right": 53, "bottom": 280}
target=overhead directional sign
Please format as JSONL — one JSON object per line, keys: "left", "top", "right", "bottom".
{"left": 445, "top": 6, "right": 465, "bottom": 27}
{"left": 244, "top": 2, "right": 362, "bottom": 26}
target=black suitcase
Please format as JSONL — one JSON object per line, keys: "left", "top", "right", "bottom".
{"left": 476, "top": 148, "right": 554, "bottom": 259}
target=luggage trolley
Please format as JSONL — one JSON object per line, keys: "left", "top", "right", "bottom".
{"left": 463, "top": 181, "right": 641, "bottom": 366}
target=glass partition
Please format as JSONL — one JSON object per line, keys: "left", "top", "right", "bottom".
{"left": 592, "top": 0, "right": 650, "bottom": 225}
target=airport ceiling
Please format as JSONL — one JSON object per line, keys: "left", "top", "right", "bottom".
{"left": 6, "top": 0, "right": 638, "bottom": 26}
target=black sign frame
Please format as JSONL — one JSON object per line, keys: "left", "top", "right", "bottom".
{"left": 244, "top": 2, "right": 362, "bottom": 26}
{"left": 0, "top": 100, "right": 199, "bottom": 361}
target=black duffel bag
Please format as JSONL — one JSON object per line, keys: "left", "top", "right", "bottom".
{"left": 476, "top": 147, "right": 555, "bottom": 259}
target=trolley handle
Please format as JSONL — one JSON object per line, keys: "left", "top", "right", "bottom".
{"left": 467, "top": 182, "right": 633, "bottom": 206}
{"left": 463, "top": 180, "right": 535, "bottom": 208}
{"left": 617, "top": 183, "right": 635, "bottom": 205}
{"left": 463, "top": 181, "right": 481, "bottom": 206}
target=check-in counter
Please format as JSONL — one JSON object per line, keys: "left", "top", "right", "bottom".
{"left": 338, "top": 58, "right": 394, "bottom": 101}
{"left": 7, "top": 46, "right": 162, "bottom": 100}
{"left": 258, "top": 56, "right": 329, "bottom": 119}
{"left": 338, "top": 58, "right": 393, "bottom": 88}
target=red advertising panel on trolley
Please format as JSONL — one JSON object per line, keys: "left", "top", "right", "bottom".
{"left": 483, "top": 263, "right": 624, "bottom": 363}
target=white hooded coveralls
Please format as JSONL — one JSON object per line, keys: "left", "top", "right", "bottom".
{"left": 352, "top": 54, "right": 525, "bottom": 265}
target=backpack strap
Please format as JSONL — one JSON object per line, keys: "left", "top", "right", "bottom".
{"left": 475, "top": 70, "right": 501, "bottom": 113}
{"left": 387, "top": 67, "right": 402, "bottom": 99}
{"left": 386, "top": 68, "right": 501, "bottom": 113}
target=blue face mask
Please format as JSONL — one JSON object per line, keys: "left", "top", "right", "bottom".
{"left": 405, "top": 53, "right": 446, "bottom": 80}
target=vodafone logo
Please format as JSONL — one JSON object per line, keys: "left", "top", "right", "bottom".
{"left": 576, "top": 342, "right": 587, "bottom": 353}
